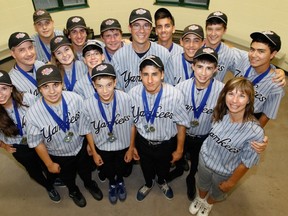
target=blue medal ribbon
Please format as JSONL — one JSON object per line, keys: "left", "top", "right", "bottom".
{"left": 168, "top": 43, "right": 174, "bottom": 52}
{"left": 182, "top": 53, "right": 194, "bottom": 80}
{"left": 142, "top": 85, "right": 163, "bottom": 125}
{"left": 104, "top": 47, "right": 112, "bottom": 62}
{"left": 42, "top": 96, "right": 70, "bottom": 132}
{"left": 244, "top": 65, "right": 271, "bottom": 86}
{"left": 15, "top": 64, "right": 37, "bottom": 87}
{"left": 64, "top": 62, "right": 76, "bottom": 91}
{"left": 94, "top": 91, "right": 117, "bottom": 133}
{"left": 191, "top": 79, "right": 214, "bottom": 120}
{"left": 38, "top": 35, "right": 51, "bottom": 61}
{"left": 12, "top": 99, "right": 23, "bottom": 136}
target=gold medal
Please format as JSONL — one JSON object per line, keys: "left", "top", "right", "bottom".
{"left": 20, "top": 137, "right": 27, "bottom": 145}
{"left": 149, "top": 126, "right": 155, "bottom": 132}
{"left": 144, "top": 125, "right": 150, "bottom": 133}
{"left": 107, "top": 133, "right": 117, "bottom": 142}
{"left": 64, "top": 132, "right": 74, "bottom": 143}
{"left": 190, "top": 120, "right": 199, "bottom": 127}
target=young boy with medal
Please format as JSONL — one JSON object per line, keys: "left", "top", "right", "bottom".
{"left": 79, "top": 63, "right": 135, "bottom": 204}
{"left": 26, "top": 64, "right": 103, "bottom": 208}
{"left": 128, "top": 55, "right": 190, "bottom": 201}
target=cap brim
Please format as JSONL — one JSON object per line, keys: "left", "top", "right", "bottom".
{"left": 207, "top": 16, "right": 227, "bottom": 24}
{"left": 52, "top": 42, "right": 71, "bottom": 52}
{"left": 34, "top": 17, "right": 52, "bottom": 24}
{"left": 13, "top": 39, "right": 35, "bottom": 48}
{"left": 130, "top": 18, "right": 152, "bottom": 24}
{"left": 91, "top": 72, "right": 116, "bottom": 80}
{"left": 250, "top": 32, "right": 277, "bottom": 46}
{"left": 101, "top": 27, "right": 121, "bottom": 33}
{"left": 0, "top": 82, "right": 13, "bottom": 86}
{"left": 38, "top": 79, "right": 62, "bottom": 87}
{"left": 194, "top": 53, "right": 218, "bottom": 62}
{"left": 69, "top": 25, "right": 87, "bottom": 30}
{"left": 182, "top": 32, "right": 203, "bottom": 39}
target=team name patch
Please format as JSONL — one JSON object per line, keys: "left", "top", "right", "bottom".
{"left": 36, "top": 10, "right": 45, "bottom": 15}
{"left": 41, "top": 67, "right": 54, "bottom": 75}
{"left": 203, "top": 48, "right": 214, "bottom": 54}
{"left": 54, "top": 37, "right": 63, "bottom": 43}
{"left": 16, "top": 33, "right": 26, "bottom": 39}
{"left": 0, "top": 72, "right": 3, "bottom": 77}
{"left": 136, "top": 9, "right": 147, "bottom": 15}
{"left": 105, "top": 19, "right": 115, "bottom": 25}
{"left": 188, "top": 25, "right": 199, "bottom": 30}
{"left": 72, "top": 17, "right": 81, "bottom": 23}
{"left": 96, "top": 64, "right": 107, "bottom": 71}
{"left": 213, "top": 11, "right": 223, "bottom": 16}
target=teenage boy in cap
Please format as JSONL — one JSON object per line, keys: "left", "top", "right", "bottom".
{"left": 233, "top": 30, "right": 284, "bottom": 128}
{"left": 8, "top": 32, "right": 44, "bottom": 97}
{"left": 204, "top": 11, "right": 286, "bottom": 85}
{"left": 111, "top": 8, "right": 172, "bottom": 92}
{"left": 31, "top": 9, "right": 63, "bottom": 63}
{"left": 26, "top": 65, "right": 103, "bottom": 208}
{"left": 128, "top": 55, "right": 190, "bottom": 201}
{"left": 154, "top": 8, "right": 183, "bottom": 56}
{"left": 100, "top": 18, "right": 129, "bottom": 63}
{"left": 74, "top": 40, "right": 105, "bottom": 99}
{"left": 79, "top": 63, "right": 135, "bottom": 204}
{"left": 165, "top": 24, "right": 204, "bottom": 86}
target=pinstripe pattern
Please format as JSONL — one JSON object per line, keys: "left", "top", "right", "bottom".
{"left": 9, "top": 60, "right": 45, "bottom": 97}
{"left": 79, "top": 90, "right": 133, "bottom": 151}
{"left": 103, "top": 41, "right": 126, "bottom": 64}
{"left": 73, "top": 74, "right": 95, "bottom": 99}
{"left": 0, "top": 93, "right": 37, "bottom": 145}
{"left": 31, "top": 30, "right": 63, "bottom": 63}
{"left": 175, "top": 78, "right": 224, "bottom": 135}
{"left": 128, "top": 83, "right": 190, "bottom": 141}
{"left": 200, "top": 114, "right": 264, "bottom": 176}
{"left": 169, "top": 42, "right": 183, "bottom": 56}
{"left": 62, "top": 60, "right": 88, "bottom": 92}
{"left": 234, "top": 61, "right": 284, "bottom": 119}
{"left": 111, "top": 42, "right": 172, "bottom": 92}
{"left": 26, "top": 91, "right": 84, "bottom": 156}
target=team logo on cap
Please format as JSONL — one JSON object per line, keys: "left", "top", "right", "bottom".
{"left": 15, "top": 33, "right": 26, "bottom": 39}
{"left": 136, "top": 9, "right": 147, "bottom": 15}
{"left": 213, "top": 11, "right": 223, "bottom": 16}
{"left": 72, "top": 17, "right": 81, "bottom": 23}
{"left": 41, "top": 67, "right": 54, "bottom": 76}
{"left": 36, "top": 10, "right": 45, "bottom": 16}
{"left": 105, "top": 19, "right": 115, "bottom": 25}
{"left": 203, "top": 48, "right": 214, "bottom": 54}
{"left": 188, "top": 25, "right": 199, "bottom": 30}
{"left": 0, "top": 72, "right": 3, "bottom": 77}
{"left": 96, "top": 64, "right": 107, "bottom": 71}
{"left": 54, "top": 37, "right": 63, "bottom": 43}
{"left": 262, "top": 31, "right": 274, "bottom": 35}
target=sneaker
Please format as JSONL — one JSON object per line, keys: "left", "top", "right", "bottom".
{"left": 186, "top": 176, "right": 196, "bottom": 201}
{"left": 117, "top": 181, "right": 127, "bottom": 201}
{"left": 157, "top": 182, "right": 173, "bottom": 200}
{"left": 136, "top": 184, "right": 154, "bottom": 202}
{"left": 69, "top": 189, "right": 87, "bottom": 208}
{"left": 85, "top": 180, "right": 103, "bottom": 201}
{"left": 47, "top": 188, "right": 61, "bottom": 203}
{"left": 109, "top": 184, "right": 118, "bottom": 204}
{"left": 197, "top": 200, "right": 213, "bottom": 216}
{"left": 53, "top": 178, "right": 66, "bottom": 187}
{"left": 189, "top": 195, "right": 205, "bottom": 215}
{"left": 98, "top": 171, "right": 106, "bottom": 183}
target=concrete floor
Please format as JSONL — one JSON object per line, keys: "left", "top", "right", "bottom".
{"left": 0, "top": 60, "right": 287, "bottom": 216}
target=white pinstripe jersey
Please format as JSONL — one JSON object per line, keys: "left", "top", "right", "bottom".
{"left": 73, "top": 74, "right": 95, "bottom": 99}
{"left": 9, "top": 61, "right": 45, "bottom": 97}
{"left": 31, "top": 30, "right": 63, "bottom": 63}
{"left": 26, "top": 91, "right": 84, "bottom": 156}
{"left": 62, "top": 60, "right": 88, "bottom": 92}
{"left": 111, "top": 42, "right": 172, "bottom": 92}
{"left": 200, "top": 114, "right": 264, "bottom": 176}
{"left": 175, "top": 78, "right": 224, "bottom": 136}
{"left": 128, "top": 83, "right": 190, "bottom": 141}
{"left": 168, "top": 42, "right": 183, "bottom": 56}
{"left": 165, "top": 52, "right": 193, "bottom": 86}
{"left": 0, "top": 93, "right": 37, "bottom": 145}
{"left": 79, "top": 90, "right": 133, "bottom": 151}
{"left": 233, "top": 60, "right": 284, "bottom": 119}
{"left": 103, "top": 41, "right": 126, "bottom": 64}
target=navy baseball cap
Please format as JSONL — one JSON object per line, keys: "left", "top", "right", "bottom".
{"left": 182, "top": 24, "right": 204, "bottom": 40}
{"left": 66, "top": 16, "right": 87, "bottom": 31}
{"left": 250, "top": 30, "right": 281, "bottom": 52}
{"left": 100, "top": 18, "right": 122, "bottom": 33}
{"left": 206, "top": 11, "right": 228, "bottom": 24}
{"left": 33, "top": 9, "right": 52, "bottom": 24}
{"left": 82, "top": 40, "right": 103, "bottom": 56}
{"left": 91, "top": 63, "right": 116, "bottom": 79}
{"left": 36, "top": 65, "right": 62, "bottom": 87}
{"left": 50, "top": 35, "right": 71, "bottom": 52}
{"left": 8, "top": 32, "right": 34, "bottom": 50}
{"left": 140, "top": 55, "right": 164, "bottom": 70}
{"left": 193, "top": 47, "right": 218, "bottom": 63}
{"left": 0, "top": 70, "right": 13, "bottom": 86}
{"left": 129, "top": 8, "right": 152, "bottom": 24}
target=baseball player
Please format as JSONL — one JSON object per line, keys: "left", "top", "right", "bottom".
{"left": 50, "top": 35, "right": 87, "bottom": 92}
{"left": 189, "top": 77, "right": 264, "bottom": 216}
{"left": 74, "top": 40, "right": 104, "bottom": 99}
{"left": 111, "top": 8, "right": 172, "bottom": 92}
{"left": 31, "top": 9, "right": 63, "bottom": 63}
{"left": 154, "top": 8, "right": 183, "bottom": 56}
{"left": 0, "top": 70, "right": 60, "bottom": 203}
{"left": 26, "top": 65, "right": 103, "bottom": 208}
{"left": 128, "top": 55, "right": 190, "bottom": 201}
{"left": 165, "top": 24, "right": 204, "bottom": 86}
{"left": 233, "top": 31, "right": 284, "bottom": 128}
{"left": 79, "top": 63, "right": 134, "bottom": 204}
{"left": 100, "top": 18, "right": 129, "bottom": 64}
{"left": 8, "top": 32, "right": 44, "bottom": 97}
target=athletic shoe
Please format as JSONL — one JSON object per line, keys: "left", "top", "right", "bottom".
{"left": 85, "top": 180, "right": 103, "bottom": 201}
{"left": 117, "top": 181, "right": 127, "bottom": 201}
{"left": 157, "top": 182, "right": 173, "bottom": 200}
{"left": 109, "top": 184, "right": 117, "bottom": 204}
{"left": 136, "top": 183, "right": 154, "bottom": 202}
{"left": 197, "top": 200, "right": 213, "bottom": 216}
{"left": 189, "top": 195, "right": 205, "bottom": 215}
{"left": 69, "top": 189, "right": 87, "bottom": 208}
{"left": 47, "top": 188, "right": 61, "bottom": 203}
